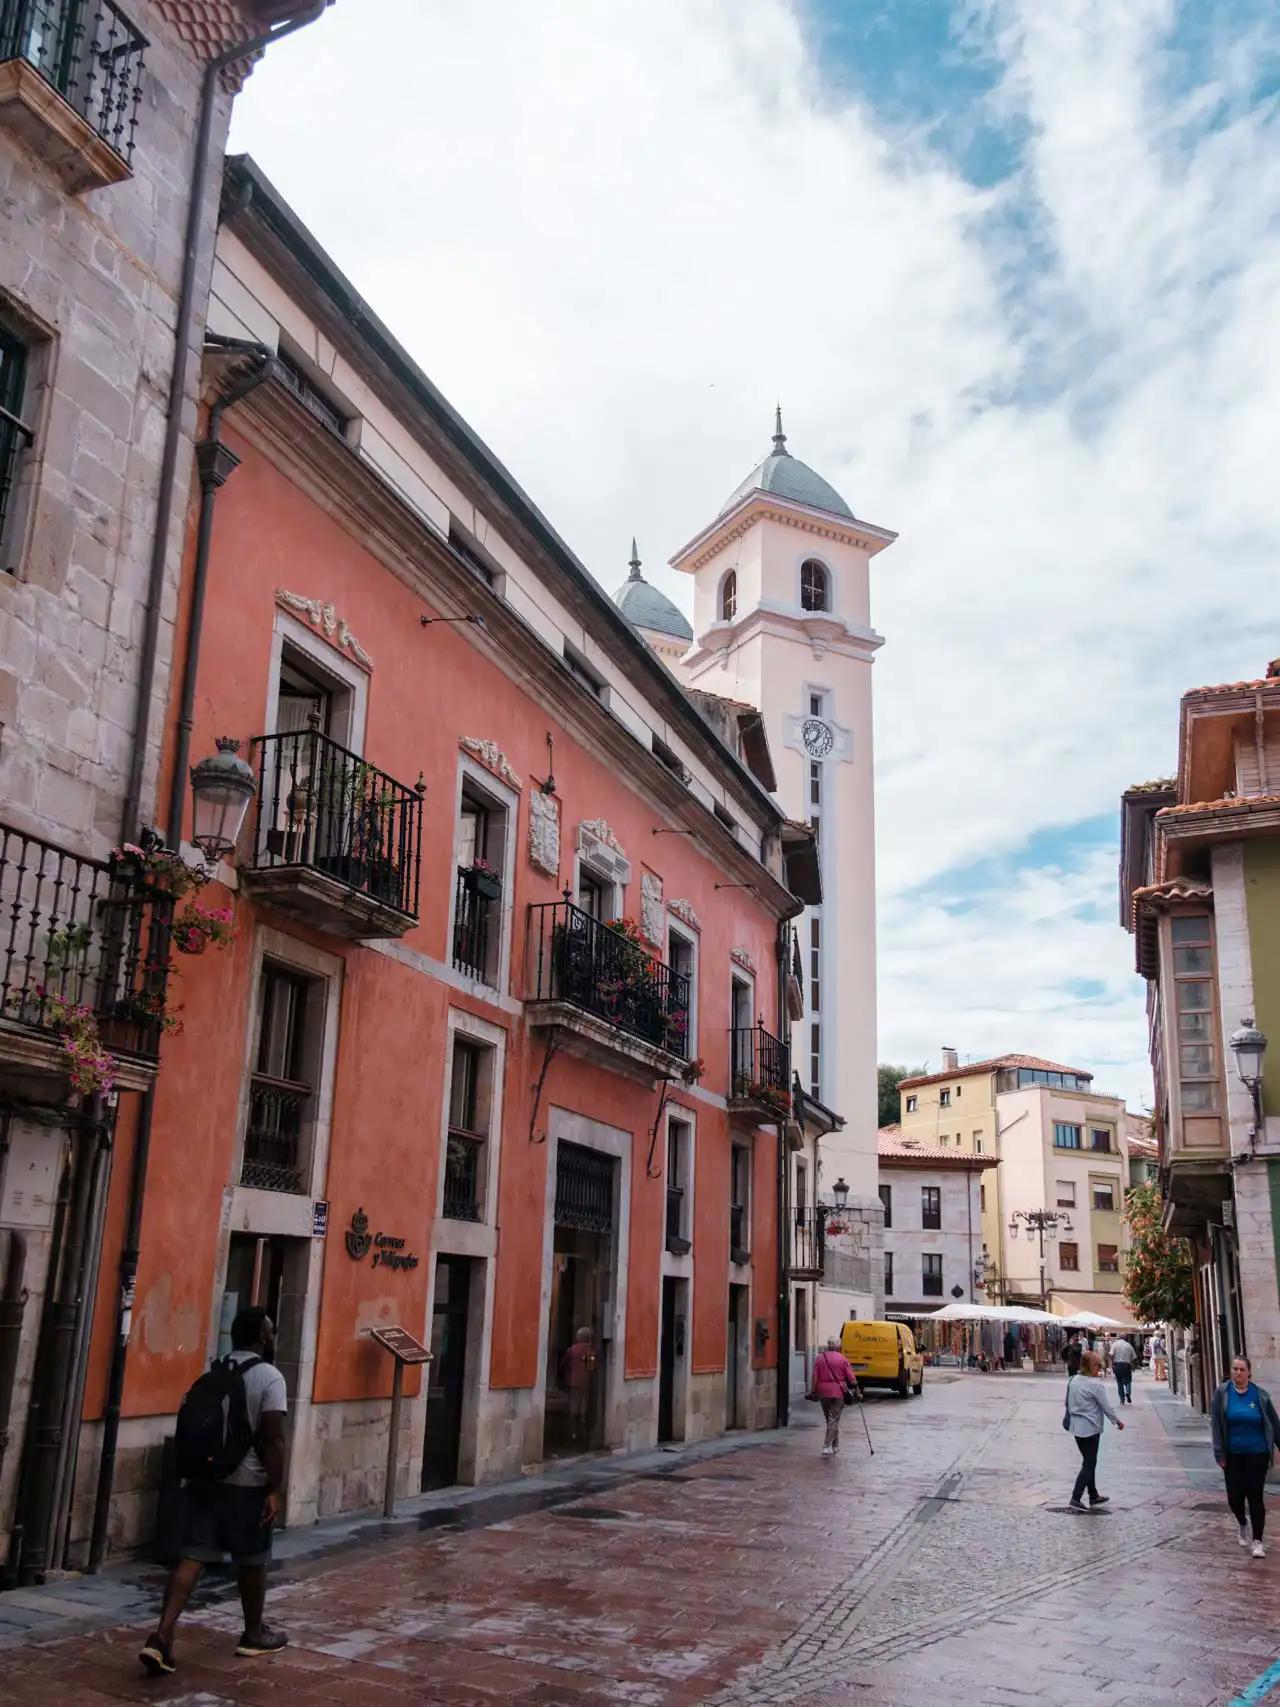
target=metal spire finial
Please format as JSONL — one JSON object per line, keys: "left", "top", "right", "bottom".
{"left": 772, "top": 403, "right": 788, "bottom": 456}
{"left": 628, "top": 537, "right": 642, "bottom": 580}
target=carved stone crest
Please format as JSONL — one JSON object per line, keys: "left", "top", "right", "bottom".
{"left": 528, "top": 789, "right": 560, "bottom": 877}
{"left": 668, "top": 898, "right": 700, "bottom": 932}
{"left": 276, "top": 589, "right": 372, "bottom": 668}
{"left": 640, "top": 869, "right": 664, "bottom": 945}
{"left": 580, "top": 818, "right": 626, "bottom": 857}
{"left": 345, "top": 1206, "right": 372, "bottom": 1261}
{"left": 577, "top": 820, "right": 630, "bottom": 886}
{"left": 730, "top": 946, "right": 756, "bottom": 975}
{"left": 460, "top": 737, "right": 521, "bottom": 790}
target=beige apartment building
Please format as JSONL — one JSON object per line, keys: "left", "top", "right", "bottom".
{"left": 896, "top": 1052, "right": 1134, "bottom": 1318}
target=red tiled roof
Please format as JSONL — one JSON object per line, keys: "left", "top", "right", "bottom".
{"left": 877, "top": 1127, "right": 997, "bottom": 1167}
{"left": 154, "top": 2, "right": 335, "bottom": 91}
{"left": 1158, "top": 793, "right": 1280, "bottom": 818}
{"left": 897, "top": 1053, "right": 1092, "bottom": 1091}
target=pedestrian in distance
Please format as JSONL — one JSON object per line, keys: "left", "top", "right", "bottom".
{"left": 810, "top": 1335, "right": 859, "bottom": 1457}
{"left": 139, "top": 1307, "right": 289, "bottom": 1678}
{"left": 1065, "top": 1348, "right": 1124, "bottom": 1511}
{"left": 1151, "top": 1332, "right": 1168, "bottom": 1383}
{"left": 1110, "top": 1334, "right": 1137, "bottom": 1404}
{"left": 1065, "top": 1332, "right": 1083, "bottom": 1378}
{"left": 1211, "top": 1354, "right": 1280, "bottom": 1560}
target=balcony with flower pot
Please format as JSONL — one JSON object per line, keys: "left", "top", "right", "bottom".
{"left": 525, "top": 899, "right": 691, "bottom": 1079}
{"left": 728, "top": 1022, "right": 791, "bottom": 1120}
{"left": 243, "top": 728, "right": 424, "bottom": 939}
{"left": 0, "top": 823, "right": 177, "bottom": 1096}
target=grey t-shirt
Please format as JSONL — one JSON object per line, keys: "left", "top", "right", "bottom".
{"left": 222, "top": 1350, "right": 288, "bottom": 1488}
{"left": 1110, "top": 1339, "right": 1137, "bottom": 1366}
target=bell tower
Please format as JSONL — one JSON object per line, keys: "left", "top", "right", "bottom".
{"left": 670, "top": 411, "right": 897, "bottom": 1321}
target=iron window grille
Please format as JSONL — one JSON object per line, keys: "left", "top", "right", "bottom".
{"left": 453, "top": 866, "right": 498, "bottom": 982}
{"left": 275, "top": 349, "right": 349, "bottom": 438}
{"left": 555, "top": 1142, "right": 613, "bottom": 1234}
{"left": 241, "top": 964, "right": 313, "bottom": 1193}
{"left": 1, "top": 0, "right": 147, "bottom": 165}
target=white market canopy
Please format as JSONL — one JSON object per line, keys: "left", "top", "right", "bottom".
{"left": 925, "top": 1301, "right": 1059, "bottom": 1326}
{"left": 1055, "top": 1310, "right": 1140, "bottom": 1331}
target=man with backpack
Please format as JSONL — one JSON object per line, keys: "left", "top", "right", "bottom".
{"left": 139, "top": 1307, "right": 288, "bottom": 1677}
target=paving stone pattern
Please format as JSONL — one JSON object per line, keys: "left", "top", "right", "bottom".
{"left": 1, "top": 1370, "right": 1275, "bottom": 1705}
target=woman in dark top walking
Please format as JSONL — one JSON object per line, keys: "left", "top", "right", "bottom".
{"left": 1210, "top": 1355, "right": 1280, "bottom": 1559}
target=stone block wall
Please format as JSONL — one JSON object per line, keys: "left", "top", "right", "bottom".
{"left": 0, "top": 3, "right": 236, "bottom": 858}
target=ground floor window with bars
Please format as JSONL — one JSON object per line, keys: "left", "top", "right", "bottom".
{"left": 242, "top": 961, "right": 319, "bottom": 1193}
{"left": 444, "top": 1033, "right": 492, "bottom": 1221}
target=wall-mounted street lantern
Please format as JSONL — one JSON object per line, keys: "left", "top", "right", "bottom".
{"left": 189, "top": 736, "right": 256, "bottom": 859}
{"left": 832, "top": 1176, "right": 850, "bottom": 1210}
{"left": 1229, "top": 1016, "right": 1267, "bottom": 1136}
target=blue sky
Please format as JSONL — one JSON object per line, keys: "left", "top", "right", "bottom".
{"left": 233, "top": 0, "right": 1280, "bottom": 1107}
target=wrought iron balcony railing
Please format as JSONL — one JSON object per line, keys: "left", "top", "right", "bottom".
{"left": 250, "top": 729, "right": 423, "bottom": 920}
{"left": 442, "top": 1127, "right": 482, "bottom": 1221}
{"left": 453, "top": 866, "right": 498, "bottom": 981}
{"left": 241, "top": 1074, "right": 309, "bottom": 1193}
{"left": 1, "top": 0, "right": 147, "bottom": 165}
{"left": 730, "top": 1022, "right": 790, "bottom": 1109}
{"left": 790, "top": 1207, "right": 827, "bottom": 1277}
{"left": 527, "top": 900, "right": 690, "bottom": 1059}
{"left": 0, "top": 821, "right": 173, "bottom": 1063}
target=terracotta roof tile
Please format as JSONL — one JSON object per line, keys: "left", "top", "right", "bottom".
{"left": 1158, "top": 793, "right": 1280, "bottom": 817}
{"left": 897, "top": 1053, "right": 1092, "bottom": 1091}
{"left": 877, "top": 1126, "right": 997, "bottom": 1166}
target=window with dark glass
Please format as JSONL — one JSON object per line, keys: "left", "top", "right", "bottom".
{"left": 1060, "top": 1242, "right": 1080, "bottom": 1272}
{"left": 884, "top": 1251, "right": 894, "bottom": 1297}
{"left": 1089, "top": 1128, "right": 1112, "bottom": 1152}
{"left": 730, "top": 1143, "right": 751, "bottom": 1258}
{"left": 1171, "top": 914, "right": 1219, "bottom": 1114}
{"left": 243, "top": 963, "right": 315, "bottom": 1194}
{"left": 939, "top": 1088, "right": 951, "bottom": 1107}
{"left": 1054, "top": 1122, "right": 1083, "bottom": 1149}
{"left": 800, "top": 559, "right": 830, "bottom": 612}
{"left": 921, "top": 1186, "right": 941, "bottom": 1230}
{"left": 564, "top": 643, "right": 607, "bottom": 700}
{"left": 666, "top": 1117, "right": 691, "bottom": 1249}
{"left": 922, "top": 1253, "right": 943, "bottom": 1296}
{"left": 444, "top": 1036, "right": 489, "bottom": 1221}
{"left": 0, "top": 327, "right": 33, "bottom": 569}
{"left": 454, "top": 782, "right": 506, "bottom": 983}
{"left": 1092, "top": 1181, "right": 1116, "bottom": 1212}
{"left": 878, "top": 1182, "right": 892, "bottom": 1228}
{"left": 720, "top": 570, "right": 737, "bottom": 622}
{"left": 1097, "top": 1243, "right": 1119, "bottom": 1273}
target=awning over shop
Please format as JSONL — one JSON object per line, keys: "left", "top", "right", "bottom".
{"left": 1049, "top": 1293, "right": 1143, "bottom": 1330}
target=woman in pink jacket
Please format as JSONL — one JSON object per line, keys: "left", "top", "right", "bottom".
{"left": 811, "top": 1336, "right": 859, "bottom": 1455}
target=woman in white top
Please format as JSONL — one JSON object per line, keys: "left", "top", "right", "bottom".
{"left": 1066, "top": 1349, "right": 1125, "bottom": 1509}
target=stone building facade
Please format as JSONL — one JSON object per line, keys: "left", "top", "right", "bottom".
{"left": 0, "top": 1, "right": 331, "bottom": 1584}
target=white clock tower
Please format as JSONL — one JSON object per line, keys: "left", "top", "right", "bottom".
{"left": 668, "top": 411, "right": 896, "bottom": 1321}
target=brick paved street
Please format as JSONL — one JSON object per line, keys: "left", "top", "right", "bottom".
{"left": 1, "top": 1369, "right": 1275, "bottom": 1706}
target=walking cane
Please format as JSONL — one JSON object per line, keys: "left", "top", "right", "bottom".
{"left": 853, "top": 1381, "right": 874, "bottom": 1455}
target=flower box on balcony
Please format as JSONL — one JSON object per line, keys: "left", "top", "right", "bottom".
{"left": 462, "top": 865, "right": 502, "bottom": 902}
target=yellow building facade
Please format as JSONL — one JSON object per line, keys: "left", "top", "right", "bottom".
{"left": 896, "top": 1053, "right": 1132, "bottom": 1316}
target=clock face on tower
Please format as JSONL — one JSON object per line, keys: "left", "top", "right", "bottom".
{"left": 801, "top": 717, "right": 834, "bottom": 758}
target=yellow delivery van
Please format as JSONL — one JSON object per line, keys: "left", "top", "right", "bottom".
{"left": 839, "top": 1320, "right": 924, "bottom": 1397}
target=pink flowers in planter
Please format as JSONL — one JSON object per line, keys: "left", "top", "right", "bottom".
{"left": 173, "top": 902, "right": 237, "bottom": 956}
{"left": 42, "top": 990, "right": 117, "bottom": 1098}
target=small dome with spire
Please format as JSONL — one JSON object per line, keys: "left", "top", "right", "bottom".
{"left": 614, "top": 539, "right": 693, "bottom": 642}
{"left": 719, "top": 407, "right": 853, "bottom": 521}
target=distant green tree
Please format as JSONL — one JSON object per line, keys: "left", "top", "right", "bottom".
{"left": 1123, "top": 1182, "right": 1195, "bottom": 1326}
{"left": 878, "top": 1063, "right": 922, "bottom": 1128}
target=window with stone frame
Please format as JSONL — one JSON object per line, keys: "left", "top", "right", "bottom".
{"left": 1059, "top": 1242, "right": 1080, "bottom": 1272}
{"left": 1170, "top": 914, "right": 1220, "bottom": 1115}
{"left": 444, "top": 1034, "right": 493, "bottom": 1221}
{"left": 720, "top": 569, "right": 737, "bottom": 622}
{"left": 1097, "top": 1244, "right": 1120, "bottom": 1273}
{"left": 0, "top": 322, "right": 35, "bottom": 573}
{"left": 800, "top": 558, "right": 830, "bottom": 612}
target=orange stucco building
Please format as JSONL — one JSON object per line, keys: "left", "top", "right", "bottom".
{"left": 56, "top": 158, "right": 819, "bottom": 1554}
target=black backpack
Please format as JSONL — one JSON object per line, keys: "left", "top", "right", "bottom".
{"left": 174, "top": 1354, "right": 262, "bottom": 1481}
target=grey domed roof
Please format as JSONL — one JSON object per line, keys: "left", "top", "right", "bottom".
{"left": 614, "top": 541, "right": 693, "bottom": 642}
{"left": 720, "top": 409, "right": 853, "bottom": 521}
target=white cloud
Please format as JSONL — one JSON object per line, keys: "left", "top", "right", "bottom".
{"left": 232, "top": 0, "right": 1278, "bottom": 1100}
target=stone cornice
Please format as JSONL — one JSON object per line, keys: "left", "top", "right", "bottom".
{"left": 223, "top": 383, "right": 800, "bottom": 918}
{"left": 671, "top": 493, "right": 897, "bottom": 574}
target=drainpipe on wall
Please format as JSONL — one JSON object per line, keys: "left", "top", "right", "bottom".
{"left": 120, "top": 2, "right": 328, "bottom": 845}
{"left": 775, "top": 916, "right": 796, "bottom": 1430}
{"left": 87, "top": 339, "right": 275, "bottom": 1574}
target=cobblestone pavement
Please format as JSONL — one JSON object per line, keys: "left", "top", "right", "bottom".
{"left": 2, "top": 1369, "right": 1275, "bottom": 1706}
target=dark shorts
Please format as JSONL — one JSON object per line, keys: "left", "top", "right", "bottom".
{"left": 180, "top": 1480, "right": 272, "bottom": 1567}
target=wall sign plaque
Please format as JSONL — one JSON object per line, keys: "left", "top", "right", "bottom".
{"left": 369, "top": 1325, "right": 431, "bottom": 1365}
{"left": 344, "top": 1208, "right": 420, "bottom": 1270}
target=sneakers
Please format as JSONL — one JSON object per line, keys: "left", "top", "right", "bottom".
{"left": 1090, "top": 1494, "right": 1110, "bottom": 1507}
{"left": 235, "top": 1626, "right": 289, "bottom": 1658}
{"left": 820, "top": 1445, "right": 834, "bottom": 1457}
{"left": 1239, "top": 1523, "right": 1251, "bottom": 1548}
{"left": 1068, "top": 1498, "right": 1086, "bottom": 1511}
{"left": 1252, "top": 1540, "right": 1266, "bottom": 1559}
{"left": 139, "top": 1633, "right": 176, "bottom": 1676}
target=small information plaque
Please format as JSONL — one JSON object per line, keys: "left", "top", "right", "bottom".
{"left": 370, "top": 1324, "right": 431, "bottom": 1365}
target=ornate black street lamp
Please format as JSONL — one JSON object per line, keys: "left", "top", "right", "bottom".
{"left": 1007, "top": 1208, "right": 1073, "bottom": 1310}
